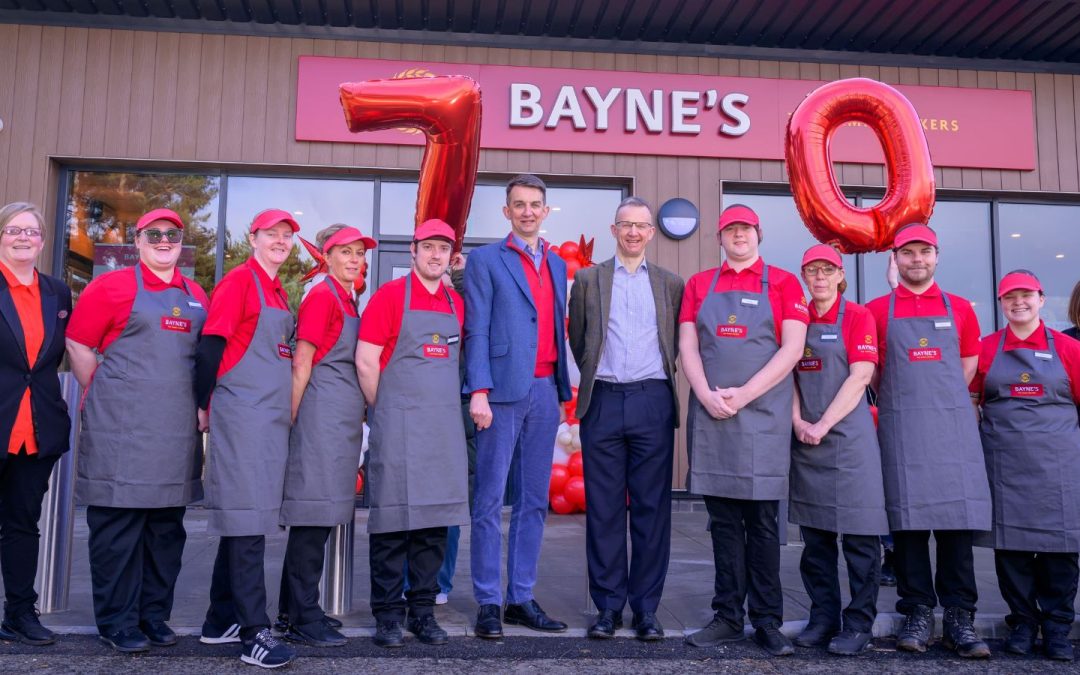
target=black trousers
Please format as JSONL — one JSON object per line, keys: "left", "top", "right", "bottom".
{"left": 369, "top": 527, "right": 446, "bottom": 623}
{"left": 0, "top": 451, "right": 58, "bottom": 619}
{"left": 799, "top": 527, "right": 880, "bottom": 633}
{"left": 892, "top": 529, "right": 977, "bottom": 613}
{"left": 995, "top": 549, "right": 1079, "bottom": 629}
{"left": 277, "top": 525, "right": 332, "bottom": 627}
{"left": 205, "top": 535, "right": 270, "bottom": 640}
{"left": 582, "top": 379, "right": 674, "bottom": 615}
{"left": 86, "top": 505, "right": 186, "bottom": 634}
{"left": 704, "top": 496, "right": 782, "bottom": 630}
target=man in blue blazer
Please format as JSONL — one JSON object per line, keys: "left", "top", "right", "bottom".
{"left": 464, "top": 174, "right": 572, "bottom": 638}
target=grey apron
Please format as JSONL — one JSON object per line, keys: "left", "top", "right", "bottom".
{"left": 789, "top": 298, "right": 888, "bottom": 535}
{"left": 281, "top": 278, "right": 364, "bottom": 526}
{"left": 204, "top": 266, "right": 295, "bottom": 536}
{"left": 689, "top": 263, "right": 794, "bottom": 501}
{"left": 877, "top": 291, "right": 991, "bottom": 531}
{"left": 77, "top": 265, "right": 206, "bottom": 508}
{"left": 365, "top": 275, "right": 469, "bottom": 534}
{"left": 976, "top": 325, "right": 1080, "bottom": 551}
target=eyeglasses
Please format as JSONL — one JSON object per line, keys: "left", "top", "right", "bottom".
{"left": 615, "top": 221, "right": 653, "bottom": 231}
{"left": 803, "top": 265, "right": 839, "bottom": 277}
{"left": 2, "top": 226, "right": 43, "bottom": 238}
{"left": 142, "top": 228, "right": 183, "bottom": 244}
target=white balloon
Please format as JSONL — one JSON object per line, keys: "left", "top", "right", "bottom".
{"left": 570, "top": 424, "right": 581, "bottom": 439}
{"left": 557, "top": 430, "right": 573, "bottom": 447}
{"left": 557, "top": 422, "right": 571, "bottom": 436}
{"left": 571, "top": 436, "right": 582, "bottom": 450}
{"left": 552, "top": 444, "right": 571, "bottom": 465}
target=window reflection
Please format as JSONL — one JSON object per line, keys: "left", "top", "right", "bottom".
{"left": 998, "top": 203, "right": 1080, "bottom": 331}
{"left": 62, "top": 171, "right": 219, "bottom": 298}
{"left": 223, "top": 176, "right": 375, "bottom": 311}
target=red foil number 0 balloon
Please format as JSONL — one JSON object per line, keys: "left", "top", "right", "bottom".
{"left": 339, "top": 76, "right": 482, "bottom": 251}
{"left": 785, "top": 78, "right": 935, "bottom": 253}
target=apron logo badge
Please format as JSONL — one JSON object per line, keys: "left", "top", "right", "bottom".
{"left": 1020, "top": 372, "right": 1031, "bottom": 383}
{"left": 864, "top": 334, "right": 873, "bottom": 344}
{"left": 798, "top": 357, "right": 822, "bottom": 372}
{"left": 423, "top": 344, "right": 449, "bottom": 358}
{"left": 160, "top": 316, "right": 192, "bottom": 333}
{"left": 171, "top": 306, "right": 182, "bottom": 317}
{"left": 277, "top": 343, "right": 293, "bottom": 359}
{"left": 918, "top": 337, "right": 929, "bottom": 347}
{"left": 1010, "top": 383, "right": 1044, "bottom": 397}
{"left": 804, "top": 347, "right": 813, "bottom": 358}
{"left": 432, "top": 333, "right": 441, "bottom": 344}
{"left": 727, "top": 314, "right": 737, "bottom": 324}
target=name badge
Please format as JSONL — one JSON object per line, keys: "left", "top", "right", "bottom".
{"left": 934, "top": 320, "right": 952, "bottom": 330}
{"left": 1010, "top": 383, "right": 1045, "bottom": 397}
{"left": 1035, "top": 351, "right": 1053, "bottom": 360}
{"left": 716, "top": 324, "right": 748, "bottom": 339}
{"left": 423, "top": 344, "right": 449, "bottom": 358}
{"left": 740, "top": 297, "right": 759, "bottom": 307}
{"left": 277, "top": 343, "right": 293, "bottom": 359}
{"left": 908, "top": 347, "right": 942, "bottom": 362}
{"left": 160, "top": 316, "right": 192, "bottom": 333}
{"left": 188, "top": 301, "right": 203, "bottom": 308}
{"left": 820, "top": 333, "right": 839, "bottom": 341}
{"left": 797, "top": 358, "right": 822, "bottom": 372}
{"left": 447, "top": 335, "right": 460, "bottom": 345}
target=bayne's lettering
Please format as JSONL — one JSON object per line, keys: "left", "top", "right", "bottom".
{"left": 1009, "top": 384, "right": 1044, "bottom": 397}
{"left": 908, "top": 347, "right": 942, "bottom": 362}
{"left": 160, "top": 316, "right": 192, "bottom": 333}
{"left": 797, "top": 358, "right": 823, "bottom": 372}
{"left": 716, "top": 325, "right": 748, "bottom": 339}
{"left": 277, "top": 343, "right": 293, "bottom": 359}
{"left": 423, "top": 344, "right": 450, "bottom": 359}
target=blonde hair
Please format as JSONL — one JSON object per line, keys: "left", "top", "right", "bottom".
{"left": 0, "top": 202, "right": 46, "bottom": 238}
{"left": 316, "top": 224, "right": 348, "bottom": 253}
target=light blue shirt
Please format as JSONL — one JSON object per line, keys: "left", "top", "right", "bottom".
{"left": 595, "top": 258, "right": 667, "bottom": 383}
{"left": 511, "top": 233, "right": 544, "bottom": 271}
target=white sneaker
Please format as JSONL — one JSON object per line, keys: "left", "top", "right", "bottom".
{"left": 200, "top": 621, "right": 241, "bottom": 644}
{"left": 240, "top": 628, "right": 296, "bottom": 669}
{"left": 435, "top": 593, "right": 449, "bottom": 605}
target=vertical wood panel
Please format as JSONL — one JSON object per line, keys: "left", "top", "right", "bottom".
{"left": 29, "top": 26, "right": 66, "bottom": 204}
{"left": 1034, "top": 73, "right": 1059, "bottom": 191}
{"left": 285, "top": 38, "right": 313, "bottom": 166}
{"left": 80, "top": 30, "right": 111, "bottom": 160}
{"left": 240, "top": 36, "right": 270, "bottom": 163}
{"left": 173, "top": 33, "right": 203, "bottom": 160}
{"left": 1054, "top": 73, "right": 1079, "bottom": 192}
{"left": 102, "top": 29, "right": 134, "bottom": 157}
{"left": 1016, "top": 72, "right": 1040, "bottom": 191}
{"left": 0, "top": 24, "right": 20, "bottom": 203}
{"left": 194, "top": 34, "right": 224, "bottom": 161}
{"left": 54, "top": 27, "right": 88, "bottom": 158}
{"left": 6, "top": 25, "right": 42, "bottom": 200}
{"left": 126, "top": 31, "right": 158, "bottom": 159}
{"left": 261, "top": 35, "right": 293, "bottom": 165}
{"left": 148, "top": 32, "right": 179, "bottom": 159}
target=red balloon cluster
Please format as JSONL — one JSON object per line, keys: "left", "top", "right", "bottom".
{"left": 550, "top": 452, "right": 586, "bottom": 514}
{"left": 549, "top": 235, "right": 595, "bottom": 280}
{"left": 563, "top": 386, "right": 580, "bottom": 425}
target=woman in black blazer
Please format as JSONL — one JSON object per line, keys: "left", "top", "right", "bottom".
{"left": 0, "top": 202, "right": 72, "bottom": 646}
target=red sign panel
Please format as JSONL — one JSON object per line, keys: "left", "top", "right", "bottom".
{"left": 1010, "top": 383, "right": 1045, "bottom": 397}
{"left": 160, "top": 317, "right": 192, "bottom": 333}
{"left": 296, "top": 56, "right": 1035, "bottom": 170}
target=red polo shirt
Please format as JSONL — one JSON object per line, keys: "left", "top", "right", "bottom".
{"left": 296, "top": 276, "right": 358, "bottom": 366}
{"left": 67, "top": 262, "right": 210, "bottom": 353}
{"left": 359, "top": 271, "right": 464, "bottom": 372}
{"left": 970, "top": 322, "right": 1080, "bottom": 404}
{"left": 202, "top": 258, "right": 291, "bottom": 378}
{"left": 808, "top": 298, "right": 879, "bottom": 365}
{"left": 678, "top": 258, "right": 809, "bottom": 344}
{"left": 0, "top": 262, "right": 43, "bottom": 455}
{"left": 506, "top": 236, "right": 558, "bottom": 377}
{"left": 865, "top": 283, "right": 981, "bottom": 364}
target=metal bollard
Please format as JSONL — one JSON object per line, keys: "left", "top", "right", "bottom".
{"left": 319, "top": 519, "right": 355, "bottom": 616}
{"left": 35, "top": 373, "right": 81, "bottom": 613}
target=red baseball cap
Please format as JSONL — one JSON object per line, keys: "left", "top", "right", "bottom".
{"left": 801, "top": 244, "right": 843, "bottom": 269}
{"left": 136, "top": 208, "right": 184, "bottom": 231}
{"left": 717, "top": 204, "right": 760, "bottom": 232}
{"left": 322, "top": 226, "right": 377, "bottom": 253}
{"left": 414, "top": 219, "right": 456, "bottom": 243}
{"left": 250, "top": 209, "right": 300, "bottom": 234}
{"left": 997, "top": 271, "right": 1042, "bottom": 297}
{"left": 893, "top": 223, "right": 938, "bottom": 249}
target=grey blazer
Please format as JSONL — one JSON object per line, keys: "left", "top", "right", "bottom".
{"left": 568, "top": 257, "right": 685, "bottom": 424}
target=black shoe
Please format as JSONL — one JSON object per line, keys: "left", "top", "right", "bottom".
{"left": 1042, "top": 621, "right": 1075, "bottom": 661}
{"left": 0, "top": 610, "right": 56, "bottom": 646}
{"left": 632, "top": 612, "right": 664, "bottom": 642}
{"left": 272, "top": 613, "right": 289, "bottom": 634}
{"left": 587, "top": 609, "right": 623, "bottom": 639}
{"left": 284, "top": 620, "right": 347, "bottom": 647}
{"left": 896, "top": 605, "right": 934, "bottom": 653}
{"left": 98, "top": 627, "right": 151, "bottom": 653}
{"left": 827, "top": 628, "right": 873, "bottom": 655}
{"left": 686, "top": 617, "right": 745, "bottom": 646}
{"left": 1005, "top": 622, "right": 1036, "bottom": 656}
{"left": 475, "top": 604, "right": 503, "bottom": 639}
{"left": 324, "top": 615, "right": 343, "bottom": 629}
{"left": 753, "top": 626, "right": 795, "bottom": 656}
{"left": 200, "top": 620, "right": 241, "bottom": 644}
{"left": 240, "top": 628, "right": 296, "bottom": 668}
{"left": 407, "top": 613, "right": 449, "bottom": 645}
{"left": 794, "top": 621, "right": 839, "bottom": 647}
{"left": 374, "top": 620, "right": 405, "bottom": 648}
{"left": 880, "top": 549, "right": 897, "bottom": 587}
{"left": 942, "top": 607, "right": 990, "bottom": 659}
{"left": 503, "top": 600, "right": 568, "bottom": 633}
{"left": 139, "top": 619, "right": 177, "bottom": 647}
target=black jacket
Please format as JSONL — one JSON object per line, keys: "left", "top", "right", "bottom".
{"left": 0, "top": 271, "right": 72, "bottom": 461}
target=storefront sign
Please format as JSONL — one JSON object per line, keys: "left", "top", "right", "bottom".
{"left": 296, "top": 57, "right": 1035, "bottom": 170}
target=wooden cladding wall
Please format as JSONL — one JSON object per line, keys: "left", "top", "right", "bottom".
{"left": 1, "top": 23, "right": 1075, "bottom": 488}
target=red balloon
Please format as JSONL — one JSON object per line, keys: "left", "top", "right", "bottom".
{"left": 785, "top": 77, "right": 935, "bottom": 253}
{"left": 558, "top": 241, "right": 580, "bottom": 260}
{"left": 549, "top": 464, "right": 569, "bottom": 495}
{"left": 355, "top": 469, "right": 364, "bottom": 494}
{"left": 564, "top": 258, "right": 582, "bottom": 280}
{"left": 566, "top": 451, "right": 584, "bottom": 478}
{"left": 339, "top": 76, "right": 482, "bottom": 252}
{"left": 870, "top": 405, "right": 879, "bottom": 429}
{"left": 550, "top": 492, "right": 575, "bottom": 515}
{"left": 548, "top": 243, "right": 561, "bottom": 258}
{"left": 564, "top": 476, "right": 586, "bottom": 510}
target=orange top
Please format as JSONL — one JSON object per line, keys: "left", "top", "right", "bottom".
{"left": 0, "top": 261, "right": 43, "bottom": 455}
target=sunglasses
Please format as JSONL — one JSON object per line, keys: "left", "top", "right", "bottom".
{"left": 142, "top": 228, "right": 183, "bottom": 244}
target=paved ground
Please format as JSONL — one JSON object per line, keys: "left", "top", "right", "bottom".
{"left": 1, "top": 505, "right": 1077, "bottom": 671}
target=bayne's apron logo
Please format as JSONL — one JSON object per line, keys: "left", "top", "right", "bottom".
{"left": 277, "top": 343, "right": 293, "bottom": 359}
{"left": 160, "top": 316, "right": 192, "bottom": 333}
{"left": 423, "top": 344, "right": 449, "bottom": 358}
{"left": 804, "top": 347, "right": 813, "bottom": 358}
{"left": 432, "top": 333, "right": 441, "bottom": 344}
{"left": 918, "top": 337, "right": 929, "bottom": 347}
{"left": 864, "top": 334, "right": 873, "bottom": 344}
{"left": 797, "top": 356, "right": 822, "bottom": 371}
{"left": 1020, "top": 372, "right": 1031, "bottom": 383}
{"left": 171, "top": 306, "right": 182, "bottom": 317}
{"left": 908, "top": 345, "right": 942, "bottom": 361}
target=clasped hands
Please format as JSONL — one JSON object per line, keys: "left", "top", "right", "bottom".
{"left": 699, "top": 386, "right": 749, "bottom": 420}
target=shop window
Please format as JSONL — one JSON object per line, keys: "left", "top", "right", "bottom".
{"left": 62, "top": 171, "right": 220, "bottom": 298}
{"left": 380, "top": 181, "right": 622, "bottom": 262}
{"left": 223, "top": 176, "right": 375, "bottom": 311}
{"left": 997, "top": 203, "right": 1080, "bottom": 331}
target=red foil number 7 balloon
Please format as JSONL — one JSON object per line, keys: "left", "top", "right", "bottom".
{"left": 339, "top": 76, "right": 482, "bottom": 252}
{"left": 785, "top": 78, "right": 935, "bottom": 253}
